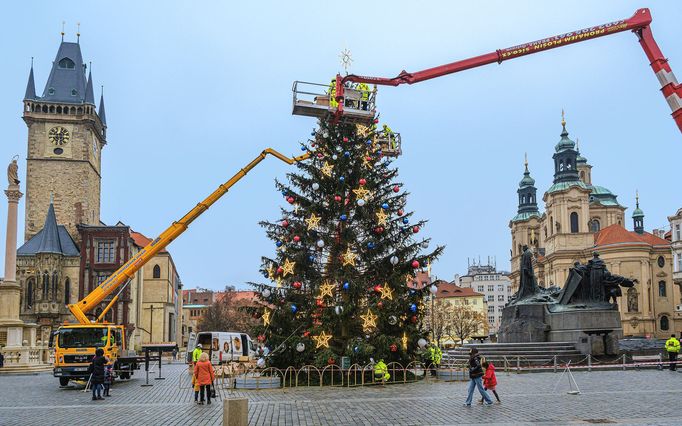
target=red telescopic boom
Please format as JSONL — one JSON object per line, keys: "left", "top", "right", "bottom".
{"left": 338, "top": 8, "right": 682, "bottom": 133}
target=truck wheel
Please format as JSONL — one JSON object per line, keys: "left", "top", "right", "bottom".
{"left": 59, "top": 377, "right": 69, "bottom": 387}
{"left": 120, "top": 372, "right": 130, "bottom": 380}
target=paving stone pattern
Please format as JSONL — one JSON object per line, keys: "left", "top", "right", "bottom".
{"left": 0, "top": 362, "right": 680, "bottom": 425}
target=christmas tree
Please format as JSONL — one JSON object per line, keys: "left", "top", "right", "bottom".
{"left": 249, "top": 117, "right": 443, "bottom": 369}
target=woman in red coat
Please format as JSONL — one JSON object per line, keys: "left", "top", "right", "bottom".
{"left": 193, "top": 352, "right": 215, "bottom": 405}
{"left": 480, "top": 360, "right": 501, "bottom": 404}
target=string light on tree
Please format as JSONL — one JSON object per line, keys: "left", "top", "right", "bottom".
{"left": 313, "top": 331, "right": 332, "bottom": 349}
{"left": 376, "top": 209, "right": 388, "bottom": 226}
{"left": 379, "top": 284, "right": 394, "bottom": 301}
{"left": 360, "top": 309, "right": 378, "bottom": 330}
{"left": 281, "top": 258, "right": 296, "bottom": 277}
{"left": 319, "top": 281, "right": 336, "bottom": 298}
{"left": 342, "top": 247, "right": 357, "bottom": 266}
{"left": 305, "top": 213, "right": 321, "bottom": 230}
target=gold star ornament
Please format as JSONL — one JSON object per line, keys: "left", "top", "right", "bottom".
{"left": 313, "top": 331, "right": 332, "bottom": 349}
{"left": 402, "top": 332, "right": 408, "bottom": 350}
{"left": 380, "top": 284, "right": 394, "bottom": 301}
{"left": 360, "top": 309, "right": 377, "bottom": 330}
{"left": 321, "top": 162, "right": 333, "bottom": 177}
{"left": 281, "top": 258, "right": 296, "bottom": 277}
{"left": 305, "top": 213, "right": 321, "bottom": 231}
{"left": 352, "top": 186, "right": 370, "bottom": 200}
{"left": 262, "top": 309, "right": 271, "bottom": 326}
{"left": 376, "top": 209, "right": 388, "bottom": 226}
{"left": 342, "top": 247, "right": 357, "bottom": 267}
{"left": 319, "top": 281, "right": 336, "bottom": 298}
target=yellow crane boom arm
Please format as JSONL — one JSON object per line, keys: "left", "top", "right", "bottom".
{"left": 68, "top": 148, "right": 310, "bottom": 324}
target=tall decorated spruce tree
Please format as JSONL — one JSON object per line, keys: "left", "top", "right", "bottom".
{"left": 249, "top": 117, "right": 443, "bottom": 369}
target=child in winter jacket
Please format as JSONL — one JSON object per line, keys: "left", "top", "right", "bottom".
{"left": 480, "top": 360, "right": 501, "bottom": 403}
{"left": 192, "top": 374, "right": 200, "bottom": 403}
{"left": 103, "top": 364, "right": 113, "bottom": 397}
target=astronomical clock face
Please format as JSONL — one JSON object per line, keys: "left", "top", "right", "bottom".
{"left": 48, "top": 126, "right": 70, "bottom": 146}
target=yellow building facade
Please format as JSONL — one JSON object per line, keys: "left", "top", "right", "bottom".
{"left": 509, "top": 118, "right": 680, "bottom": 338}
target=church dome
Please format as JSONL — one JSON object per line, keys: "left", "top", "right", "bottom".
{"left": 519, "top": 172, "right": 535, "bottom": 187}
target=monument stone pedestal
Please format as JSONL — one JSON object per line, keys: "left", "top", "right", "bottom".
{"left": 498, "top": 303, "right": 623, "bottom": 355}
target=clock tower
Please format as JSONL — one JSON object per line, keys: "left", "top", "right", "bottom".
{"left": 22, "top": 38, "right": 107, "bottom": 242}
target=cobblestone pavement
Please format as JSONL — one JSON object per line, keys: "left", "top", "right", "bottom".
{"left": 0, "top": 362, "right": 680, "bottom": 425}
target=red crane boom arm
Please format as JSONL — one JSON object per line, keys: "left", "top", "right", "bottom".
{"left": 340, "top": 8, "right": 682, "bottom": 132}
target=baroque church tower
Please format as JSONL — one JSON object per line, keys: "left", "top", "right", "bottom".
{"left": 22, "top": 35, "right": 106, "bottom": 242}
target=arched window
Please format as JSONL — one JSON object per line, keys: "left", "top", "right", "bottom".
{"left": 42, "top": 272, "right": 49, "bottom": 300}
{"left": 550, "top": 217, "right": 554, "bottom": 235}
{"left": 153, "top": 264, "right": 161, "bottom": 279}
{"left": 570, "top": 212, "right": 579, "bottom": 233}
{"left": 589, "top": 219, "right": 601, "bottom": 233}
{"left": 658, "top": 281, "right": 667, "bottom": 297}
{"left": 64, "top": 278, "right": 70, "bottom": 305}
{"left": 26, "top": 278, "right": 34, "bottom": 309}
{"left": 580, "top": 171, "right": 585, "bottom": 180}
{"left": 58, "top": 57, "right": 75, "bottom": 69}
{"left": 559, "top": 161, "right": 564, "bottom": 171}
{"left": 660, "top": 315, "right": 670, "bottom": 331}
{"left": 52, "top": 272, "right": 58, "bottom": 300}
{"left": 521, "top": 195, "right": 526, "bottom": 204}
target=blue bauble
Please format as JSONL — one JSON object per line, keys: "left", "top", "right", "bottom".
{"left": 344, "top": 151, "right": 350, "bottom": 158}
{"left": 381, "top": 203, "right": 389, "bottom": 210}
{"left": 276, "top": 241, "right": 283, "bottom": 247}
{"left": 409, "top": 303, "right": 417, "bottom": 313}
{"left": 291, "top": 304, "right": 298, "bottom": 314}
{"left": 340, "top": 214, "right": 347, "bottom": 221}
{"left": 311, "top": 131, "right": 316, "bottom": 136}
{"left": 367, "top": 242, "right": 375, "bottom": 249}
{"left": 308, "top": 255, "right": 315, "bottom": 262}
{"left": 366, "top": 140, "right": 372, "bottom": 145}
{"left": 281, "top": 190, "right": 287, "bottom": 196}
{"left": 342, "top": 282, "right": 350, "bottom": 291}
{"left": 339, "top": 176, "right": 345, "bottom": 183}
{"left": 300, "top": 146, "right": 306, "bottom": 151}
{"left": 402, "top": 217, "right": 409, "bottom": 224}
{"left": 262, "top": 271, "right": 269, "bottom": 278}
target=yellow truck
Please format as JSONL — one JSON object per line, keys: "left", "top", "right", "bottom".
{"left": 53, "top": 149, "right": 308, "bottom": 386}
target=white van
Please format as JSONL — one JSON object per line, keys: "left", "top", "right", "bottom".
{"left": 196, "top": 331, "right": 256, "bottom": 364}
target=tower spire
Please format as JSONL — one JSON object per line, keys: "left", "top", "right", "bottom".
{"left": 61, "top": 21, "right": 65, "bottom": 42}
{"left": 77, "top": 22, "right": 80, "bottom": 43}
{"left": 98, "top": 85, "right": 107, "bottom": 127}
{"left": 632, "top": 190, "right": 645, "bottom": 234}
{"left": 24, "top": 59, "right": 36, "bottom": 100}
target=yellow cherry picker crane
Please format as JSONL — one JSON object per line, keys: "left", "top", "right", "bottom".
{"left": 52, "top": 149, "right": 310, "bottom": 387}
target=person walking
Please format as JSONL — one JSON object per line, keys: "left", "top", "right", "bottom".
{"left": 480, "top": 360, "right": 501, "bottom": 404}
{"left": 193, "top": 352, "right": 215, "bottom": 405}
{"left": 665, "top": 334, "right": 680, "bottom": 371}
{"left": 88, "top": 348, "right": 107, "bottom": 401}
{"left": 464, "top": 348, "right": 492, "bottom": 406}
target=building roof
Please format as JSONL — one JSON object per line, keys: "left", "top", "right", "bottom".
{"left": 588, "top": 185, "right": 623, "bottom": 208}
{"left": 41, "top": 42, "right": 88, "bottom": 104}
{"left": 594, "top": 224, "right": 670, "bottom": 248}
{"left": 84, "top": 69, "right": 95, "bottom": 105}
{"left": 435, "top": 281, "right": 484, "bottom": 298}
{"left": 511, "top": 211, "right": 541, "bottom": 223}
{"left": 24, "top": 64, "right": 36, "bottom": 100}
{"left": 98, "top": 92, "right": 107, "bottom": 126}
{"left": 215, "top": 290, "right": 258, "bottom": 304}
{"left": 546, "top": 180, "right": 590, "bottom": 195}
{"left": 17, "top": 202, "right": 79, "bottom": 257}
{"left": 555, "top": 122, "right": 576, "bottom": 152}
{"left": 130, "top": 230, "right": 168, "bottom": 253}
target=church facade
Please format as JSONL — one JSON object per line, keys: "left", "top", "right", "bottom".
{"left": 509, "top": 117, "right": 680, "bottom": 338}
{"left": 14, "top": 36, "right": 184, "bottom": 348}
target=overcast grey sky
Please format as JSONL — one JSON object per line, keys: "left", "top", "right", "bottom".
{"left": 1, "top": 1, "right": 680, "bottom": 290}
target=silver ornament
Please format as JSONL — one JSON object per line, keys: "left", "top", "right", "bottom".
{"left": 312, "top": 182, "right": 320, "bottom": 190}
{"left": 296, "top": 342, "right": 305, "bottom": 352}
{"left": 316, "top": 239, "right": 325, "bottom": 248}
{"left": 332, "top": 155, "right": 338, "bottom": 160}
{"left": 357, "top": 199, "right": 366, "bottom": 207}
{"left": 388, "top": 315, "right": 398, "bottom": 325}
{"left": 390, "top": 256, "right": 399, "bottom": 265}
{"left": 335, "top": 305, "right": 344, "bottom": 315}
{"left": 421, "top": 241, "right": 429, "bottom": 249}
{"left": 262, "top": 288, "right": 271, "bottom": 298}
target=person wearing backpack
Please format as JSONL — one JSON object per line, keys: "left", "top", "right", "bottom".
{"left": 464, "top": 348, "right": 492, "bottom": 406}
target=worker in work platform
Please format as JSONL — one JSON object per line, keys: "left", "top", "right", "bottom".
{"left": 357, "top": 82, "right": 369, "bottom": 110}
{"left": 382, "top": 124, "right": 396, "bottom": 150}
{"left": 665, "top": 334, "right": 680, "bottom": 371}
{"left": 192, "top": 344, "right": 203, "bottom": 365}
{"left": 328, "top": 78, "right": 338, "bottom": 109}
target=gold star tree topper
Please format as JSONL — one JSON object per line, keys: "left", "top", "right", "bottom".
{"left": 313, "top": 331, "right": 332, "bottom": 349}
{"left": 342, "top": 247, "right": 357, "bottom": 266}
{"left": 360, "top": 309, "right": 377, "bottom": 330}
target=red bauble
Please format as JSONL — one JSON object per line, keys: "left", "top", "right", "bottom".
{"left": 393, "top": 186, "right": 400, "bottom": 193}
{"left": 412, "top": 226, "right": 420, "bottom": 234}
{"left": 397, "top": 209, "right": 404, "bottom": 216}
{"left": 374, "top": 226, "right": 384, "bottom": 234}
{"left": 316, "top": 299, "right": 325, "bottom": 307}
{"left": 343, "top": 137, "right": 349, "bottom": 142}
{"left": 303, "top": 331, "right": 311, "bottom": 337}
{"left": 317, "top": 153, "right": 323, "bottom": 159}
{"left": 334, "top": 195, "right": 342, "bottom": 202}
{"left": 411, "top": 260, "right": 420, "bottom": 269}
{"left": 390, "top": 344, "right": 398, "bottom": 352}
{"left": 281, "top": 220, "right": 289, "bottom": 228}
{"left": 374, "top": 118, "right": 379, "bottom": 124}
{"left": 277, "top": 266, "right": 284, "bottom": 275}
{"left": 293, "top": 235, "right": 301, "bottom": 242}
{"left": 374, "top": 284, "right": 382, "bottom": 293}
{"left": 359, "top": 178, "right": 367, "bottom": 186}
{"left": 257, "top": 334, "right": 265, "bottom": 342}
{"left": 292, "top": 281, "right": 302, "bottom": 289}
{"left": 345, "top": 198, "right": 350, "bottom": 205}
{"left": 410, "top": 315, "right": 418, "bottom": 323}
{"left": 328, "top": 357, "right": 336, "bottom": 365}
{"left": 286, "top": 196, "right": 295, "bottom": 204}
{"left": 313, "top": 319, "right": 322, "bottom": 326}
{"left": 377, "top": 301, "right": 384, "bottom": 309}
{"left": 365, "top": 156, "right": 372, "bottom": 161}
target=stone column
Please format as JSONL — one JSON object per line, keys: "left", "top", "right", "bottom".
{"left": 0, "top": 181, "right": 23, "bottom": 327}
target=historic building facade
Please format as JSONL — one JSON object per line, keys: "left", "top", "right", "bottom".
{"left": 509, "top": 117, "right": 680, "bottom": 338}
{"left": 458, "top": 261, "right": 512, "bottom": 336}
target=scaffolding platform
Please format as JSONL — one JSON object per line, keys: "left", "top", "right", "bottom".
{"left": 374, "top": 131, "right": 402, "bottom": 157}
{"left": 292, "top": 80, "right": 376, "bottom": 124}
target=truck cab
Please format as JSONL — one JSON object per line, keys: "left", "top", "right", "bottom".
{"left": 53, "top": 323, "right": 137, "bottom": 386}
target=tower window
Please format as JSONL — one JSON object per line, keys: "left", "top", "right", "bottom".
{"left": 48, "top": 88, "right": 55, "bottom": 96}
{"left": 658, "top": 281, "right": 667, "bottom": 297}
{"left": 153, "top": 264, "right": 161, "bottom": 279}
{"left": 570, "top": 212, "right": 579, "bottom": 233}
{"left": 64, "top": 278, "right": 70, "bottom": 305}
{"left": 58, "top": 57, "right": 75, "bottom": 69}
{"left": 589, "top": 219, "right": 600, "bottom": 233}
{"left": 559, "top": 162, "right": 564, "bottom": 171}
{"left": 660, "top": 315, "right": 669, "bottom": 331}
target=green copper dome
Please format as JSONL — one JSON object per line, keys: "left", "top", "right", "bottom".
{"left": 555, "top": 123, "right": 576, "bottom": 152}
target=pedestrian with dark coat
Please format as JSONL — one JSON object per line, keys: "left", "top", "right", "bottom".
{"left": 464, "top": 348, "right": 493, "bottom": 406}
{"left": 88, "top": 348, "right": 107, "bottom": 401}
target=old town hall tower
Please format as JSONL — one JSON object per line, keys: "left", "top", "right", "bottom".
{"left": 22, "top": 37, "right": 106, "bottom": 242}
